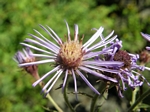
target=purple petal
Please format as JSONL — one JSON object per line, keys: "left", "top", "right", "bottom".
{"left": 132, "top": 70, "right": 150, "bottom": 86}
{"left": 25, "top": 38, "right": 58, "bottom": 54}
{"left": 82, "top": 60, "right": 124, "bottom": 67}
{"left": 74, "top": 24, "right": 78, "bottom": 41}
{"left": 83, "top": 27, "right": 104, "bottom": 50}
{"left": 31, "top": 53, "right": 56, "bottom": 58}
{"left": 118, "top": 73, "right": 126, "bottom": 91}
{"left": 23, "top": 48, "right": 29, "bottom": 58}
{"left": 83, "top": 41, "right": 122, "bottom": 60}
{"left": 46, "top": 70, "right": 63, "bottom": 94}
{"left": 62, "top": 69, "right": 68, "bottom": 92}
{"left": 76, "top": 69, "right": 100, "bottom": 95}
{"left": 79, "top": 66, "right": 118, "bottom": 83}
{"left": 41, "top": 70, "right": 61, "bottom": 92}
{"left": 19, "top": 59, "right": 55, "bottom": 67}
{"left": 72, "top": 69, "right": 78, "bottom": 99}
{"left": 39, "top": 24, "right": 62, "bottom": 44}
{"left": 46, "top": 25, "right": 63, "bottom": 44}
{"left": 64, "top": 20, "right": 71, "bottom": 41}
{"left": 33, "top": 29, "right": 60, "bottom": 49}
{"left": 87, "top": 34, "right": 117, "bottom": 52}
{"left": 28, "top": 33, "right": 59, "bottom": 52}
{"left": 20, "top": 43, "right": 55, "bottom": 55}
{"left": 100, "top": 30, "right": 114, "bottom": 41}
{"left": 146, "top": 47, "right": 150, "bottom": 50}
{"left": 14, "top": 51, "right": 25, "bottom": 63}
{"left": 32, "top": 66, "right": 60, "bottom": 87}
{"left": 83, "top": 64, "right": 120, "bottom": 74}
{"left": 145, "top": 66, "right": 150, "bottom": 71}
{"left": 141, "top": 32, "right": 150, "bottom": 41}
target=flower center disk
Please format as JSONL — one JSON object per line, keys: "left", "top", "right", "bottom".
{"left": 114, "top": 50, "right": 131, "bottom": 69}
{"left": 57, "top": 40, "right": 83, "bottom": 70}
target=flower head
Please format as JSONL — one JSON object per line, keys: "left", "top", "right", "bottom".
{"left": 17, "top": 21, "right": 124, "bottom": 96}
{"left": 14, "top": 47, "right": 39, "bottom": 80}
{"left": 100, "top": 38, "right": 150, "bottom": 97}
{"left": 14, "top": 47, "right": 34, "bottom": 64}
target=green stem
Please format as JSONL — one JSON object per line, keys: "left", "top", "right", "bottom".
{"left": 90, "top": 92, "right": 99, "bottom": 112}
{"left": 38, "top": 79, "right": 63, "bottom": 112}
{"left": 46, "top": 93, "right": 63, "bottom": 112}
{"left": 63, "top": 77, "right": 76, "bottom": 112}
{"left": 33, "top": 71, "right": 63, "bottom": 112}
{"left": 130, "top": 87, "right": 139, "bottom": 105}
{"left": 128, "top": 88, "right": 150, "bottom": 112}
{"left": 90, "top": 81, "right": 107, "bottom": 112}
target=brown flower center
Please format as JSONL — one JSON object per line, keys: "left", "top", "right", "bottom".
{"left": 20, "top": 57, "right": 39, "bottom": 80}
{"left": 114, "top": 50, "right": 131, "bottom": 69}
{"left": 56, "top": 40, "right": 84, "bottom": 70}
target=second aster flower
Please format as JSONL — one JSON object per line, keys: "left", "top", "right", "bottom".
{"left": 18, "top": 21, "right": 123, "bottom": 96}
{"left": 99, "top": 38, "right": 150, "bottom": 97}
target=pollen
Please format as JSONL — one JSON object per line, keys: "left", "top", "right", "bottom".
{"left": 56, "top": 40, "right": 84, "bottom": 69}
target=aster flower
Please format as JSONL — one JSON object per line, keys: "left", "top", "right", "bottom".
{"left": 17, "top": 21, "right": 124, "bottom": 96}
{"left": 100, "top": 38, "right": 150, "bottom": 97}
{"left": 14, "top": 47, "right": 40, "bottom": 80}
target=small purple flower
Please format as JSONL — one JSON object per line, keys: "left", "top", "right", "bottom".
{"left": 14, "top": 47, "right": 34, "bottom": 64}
{"left": 17, "top": 21, "right": 124, "bottom": 96}
{"left": 14, "top": 47, "right": 39, "bottom": 80}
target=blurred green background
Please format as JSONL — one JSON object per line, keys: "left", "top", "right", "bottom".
{"left": 0, "top": 0, "right": 150, "bottom": 112}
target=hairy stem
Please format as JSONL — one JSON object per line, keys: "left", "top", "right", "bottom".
{"left": 63, "top": 76, "right": 76, "bottom": 112}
